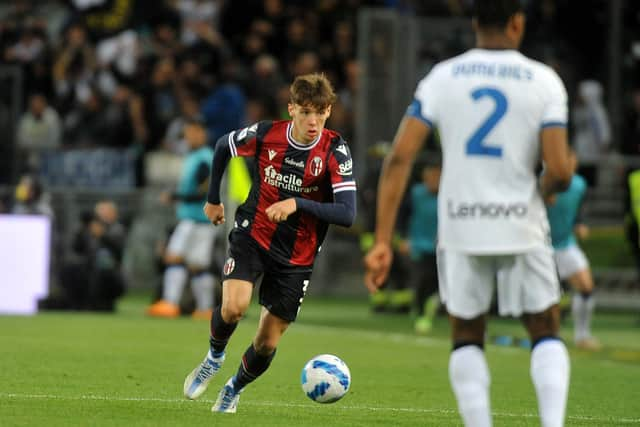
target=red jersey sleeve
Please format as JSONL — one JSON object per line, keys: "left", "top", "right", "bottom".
{"left": 327, "top": 138, "right": 357, "bottom": 195}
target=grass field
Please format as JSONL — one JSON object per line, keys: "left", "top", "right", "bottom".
{"left": 1, "top": 294, "right": 639, "bottom": 426}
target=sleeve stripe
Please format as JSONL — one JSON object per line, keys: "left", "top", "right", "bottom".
{"left": 541, "top": 121, "right": 567, "bottom": 129}
{"left": 334, "top": 186, "right": 356, "bottom": 193}
{"left": 228, "top": 131, "right": 237, "bottom": 157}
{"left": 406, "top": 99, "right": 434, "bottom": 128}
{"left": 333, "top": 181, "right": 356, "bottom": 189}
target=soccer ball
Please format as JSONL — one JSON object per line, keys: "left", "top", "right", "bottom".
{"left": 301, "top": 354, "right": 351, "bottom": 403}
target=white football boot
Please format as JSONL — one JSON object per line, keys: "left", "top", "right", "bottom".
{"left": 183, "top": 352, "right": 225, "bottom": 400}
{"left": 211, "top": 378, "right": 242, "bottom": 413}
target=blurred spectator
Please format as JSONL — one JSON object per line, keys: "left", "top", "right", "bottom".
{"left": 16, "top": 93, "right": 61, "bottom": 170}
{"left": 141, "top": 56, "right": 180, "bottom": 150}
{"left": 162, "top": 94, "right": 201, "bottom": 155}
{"left": 63, "top": 87, "right": 112, "bottom": 146}
{"left": 52, "top": 23, "right": 96, "bottom": 114}
{"left": 11, "top": 173, "right": 54, "bottom": 218}
{"left": 572, "top": 80, "right": 611, "bottom": 187}
{"left": 201, "top": 62, "right": 246, "bottom": 142}
{"left": 175, "top": 0, "right": 221, "bottom": 46}
{"left": 50, "top": 200, "right": 127, "bottom": 311}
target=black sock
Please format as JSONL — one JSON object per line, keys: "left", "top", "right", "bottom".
{"left": 233, "top": 344, "right": 276, "bottom": 392}
{"left": 580, "top": 290, "right": 593, "bottom": 299}
{"left": 209, "top": 306, "right": 237, "bottom": 355}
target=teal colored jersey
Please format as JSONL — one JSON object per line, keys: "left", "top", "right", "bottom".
{"left": 177, "top": 146, "right": 214, "bottom": 222}
{"left": 546, "top": 174, "right": 587, "bottom": 249}
{"left": 408, "top": 183, "right": 438, "bottom": 259}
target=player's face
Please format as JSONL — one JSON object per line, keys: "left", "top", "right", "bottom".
{"left": 288, "top": 103, "right": 332, "bottom": 144}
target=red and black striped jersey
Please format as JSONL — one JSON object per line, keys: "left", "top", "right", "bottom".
{"left": 226, "top": 120, "right": 356, "bottom": 266}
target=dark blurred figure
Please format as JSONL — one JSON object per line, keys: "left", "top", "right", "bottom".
{"left": 51, "top": 200, "right": 127, "bottom": 311}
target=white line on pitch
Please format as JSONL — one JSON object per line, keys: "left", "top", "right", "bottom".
{"left": 1, "top": 393, "right": 638, "bottom": 424}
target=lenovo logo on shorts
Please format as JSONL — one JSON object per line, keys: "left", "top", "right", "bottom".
{"left": 223, "top": 257, "right": 235, "bottom": 275}
{"left": 447, "top": 200, "right": 528, "bottom": 219}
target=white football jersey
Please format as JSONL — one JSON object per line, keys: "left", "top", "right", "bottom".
{"left": 409, "top": 49, "right": 568, "bottom": 254}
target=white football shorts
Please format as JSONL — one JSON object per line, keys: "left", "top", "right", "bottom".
{"left": 437, "top": 247, "right": 561, "bottom": 319}
{"left": 553, "top": 244, "right": 589, "bottom": 280}
{"left": 166, "top": 220, "right": 219, "bottom": 268}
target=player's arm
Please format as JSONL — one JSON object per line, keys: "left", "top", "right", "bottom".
{"left": 375, "top": 116, "right": 430, "bottom": 246}
{"left": 293, "top": 191, "right": 356, "bottom": 227}
{"left": 539, "top": 127, "right": 572, "bottom": 200}
{"left": 364, "top": 116, "right": 430, "bottom": 291}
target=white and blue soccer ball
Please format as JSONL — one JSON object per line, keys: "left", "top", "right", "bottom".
{"left": 301, "top": 354, "right": 351, "bottom": 403}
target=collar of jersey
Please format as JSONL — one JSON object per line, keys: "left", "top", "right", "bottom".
{"left": 287, "top": 122, "right": 320, "bottom": 150}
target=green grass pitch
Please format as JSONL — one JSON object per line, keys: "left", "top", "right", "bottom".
{"left": 1, "top": 294, "right": 639, "bottom": 426}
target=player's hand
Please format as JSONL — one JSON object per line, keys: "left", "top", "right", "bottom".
{"left": 363, "top": 242, "right": 393, "bottom": 293}
{"left": 159, "top": 191, "right": 172, "bottom": 206}
{"left": 574, "top": 223, "right": 590, "bottom": 240}
{"left": 204, "top": 202, "right": 225, "bottom": 225}
{"left": 266, "top": 198, "right": 297, "bottom": 223}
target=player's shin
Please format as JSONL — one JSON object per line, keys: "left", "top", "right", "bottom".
{"left": 449, "top": 343, "right": 492, "bottom": 427}
{"left": 230, "top": 344, "right": 276, "bottom": 392}
{"left": 210, "top": 305, "right": 238, "bottom": 356}
{"left": 530, "top": 337, "right": 570, "bottom": 427}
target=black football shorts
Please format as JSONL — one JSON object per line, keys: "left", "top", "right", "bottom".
{"left": 221, "top": 230, "right": 313, "bottom": 322}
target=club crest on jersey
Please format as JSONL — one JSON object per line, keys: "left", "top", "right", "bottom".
{"left": 310, "top": 156, "right": 323, "bottom": 176}
{"left": 268, "top": 149, "right": 277, "bottom": 160}
{"left": 223, "top": 257, "right": 235, "bottom": 275}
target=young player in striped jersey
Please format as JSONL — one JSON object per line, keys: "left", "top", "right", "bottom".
{"left": 183, "top": 73, "right": 357, "bottom": 413}
{"left": 365, "top": 1, "right": 573, "bottom": 426}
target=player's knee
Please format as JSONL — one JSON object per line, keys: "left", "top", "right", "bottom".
{"left": 522, "top": 305, "right": 560, "bottom": 341}
{"left": 164, "top": 253, "right": 183, "bottom": 265}
{"left": 450, "top": 315, "right": 486, "bottom": 344}
{"left": 253, "top": 338, "right": 277, "bottom": 356}
{"left": 221, "top": 302, "right": 248, "bottom": 323}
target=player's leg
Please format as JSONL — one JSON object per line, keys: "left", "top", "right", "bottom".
{"left": 146, "top": 221, "right": 191, "bottom": 317}
{"left": 184, "top": 230, "right": 261, "bottom": 400}
{"left": 413, "top": 254, "right": 439, "bottom": 334}
{"left": 212, "top": 264, "right": 311, "bottom": 413}
{"left": 213, "top": 308, "right": 290, "bottom": 413}
{"left": 522, "top": 306, "right": 569, "bottom": 427}
{"left": 503, "top": 249, "right": 569, "bottom": 427}
{"left": 556, "top": 246, "right": 599, "bottom": 349}
{"left": 438, "top": 249, "right": 494, "bottom": 427}
{"left": 186, "top": 224, "right": 218, "bottom": 320}
{"left": 184, "top": 279, "right": 253, "bottom": 400}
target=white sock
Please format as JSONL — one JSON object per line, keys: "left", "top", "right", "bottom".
{"left": 449, "top": 345, "right": 492, "bottom": 427}
{"left": 191, "top": 273, "right": 215, "bottom": 311}
{"left": 162, "top": 265, "right": 188, "bottom": 304}
{"left": 572, "top": 293, "right": 595, "bottom": 341}
{"left": 530, "top": 339, "right": 570, "bottom": 427}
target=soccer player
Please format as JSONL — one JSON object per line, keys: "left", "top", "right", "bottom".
{"left": 183, "top": 73, "right": 356, "bottom": 413}
{"left": 364, "top": 1, "right": 573, "bottom": 426}
{"left": 547, "top": 149, "right": 600, "bottom": 351}
{"left": 402, "top": 161, "right": 441, "bottom": 334}
{"left": 146, "top": 118, "right": 219, "bottom": 319}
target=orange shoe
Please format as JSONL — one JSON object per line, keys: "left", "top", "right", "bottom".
{"left": 575, "top": 337, "right": 602, "bottom": 352}
{"left": 191, "top": 309, "right": 213, "bottom": 320}
{"left": 145, "top": 300, "right": 180, "bottom": 318}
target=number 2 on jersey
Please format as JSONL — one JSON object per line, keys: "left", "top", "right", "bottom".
{"left": 465, "top": 87, "right": 507, "bottom": 157}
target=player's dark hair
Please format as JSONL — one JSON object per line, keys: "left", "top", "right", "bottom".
{"left": 473, "top": 0, "right": 523, "bottom": 30}
{"left": 290, "top": 73, "right": 337, "bottom": 110}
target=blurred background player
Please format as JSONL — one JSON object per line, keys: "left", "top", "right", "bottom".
{"left": 547, "top": 148, "right": 601, "bottom": 351}
{"left": 399, "top": 157, "right": 441, "bottom": 334}
{"left": 183, "top": 73, "right": 356, "bottom": 413}
{"left": 364, "top": 1, "right": 573, "bottom": 426}
{"left": 146, "top": 118, "right": 218, "bottom": 319}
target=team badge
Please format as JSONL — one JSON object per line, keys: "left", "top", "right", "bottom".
{"left": 310, "top": 156, "right": 323, "bottom": 176}
{"left": 223, "top": 257, "right": 236, "bottom": 275}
